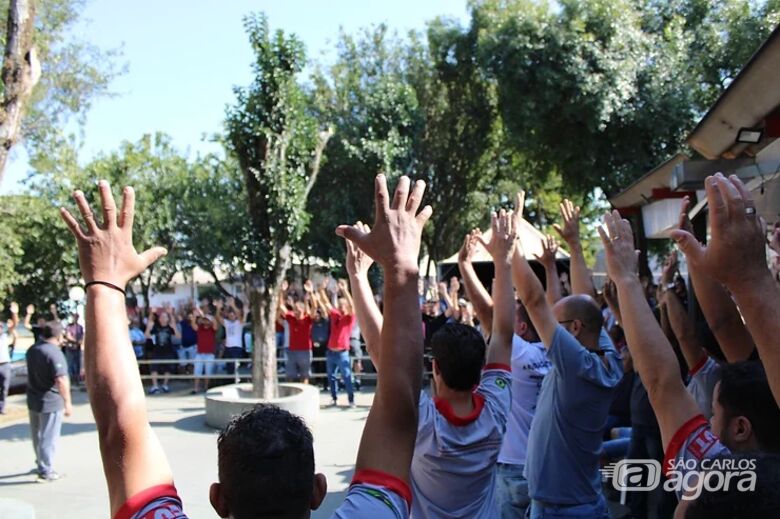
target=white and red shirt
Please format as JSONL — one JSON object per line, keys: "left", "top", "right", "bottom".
{"left": 663, "top": 414, "right": 731, "bottom": 499}
{"left": 410, "top": 365, "right": 512, "bottom": 518}
{"left": 116, "top": 472, "right": 411, "bottom": 519}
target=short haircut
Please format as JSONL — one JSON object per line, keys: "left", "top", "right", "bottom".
{"left": 217, "top": 405, "right": 314, "bottom": 518}
{"left": 431, "top": 323, "right": 486, "bottom": 391}
{"left": 41, "top": 321, "right": 63, "bottom": 340}
{"left": 685, "top": 452, "right": 780, "bottom": 518}
{"left": 558, "top": 295, "right": 603, "bottom": 332}
{"left": 516, "top": 301, "right": 539, "bottom": 342}
{"left": 718, "top": 361, "right": 780, "bottom": 452}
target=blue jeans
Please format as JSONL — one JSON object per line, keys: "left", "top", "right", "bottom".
{"left": 496, "top": 463, "right": 530, "bottom": 518}
{"left": 530, "top": 495, "right": 608, "bottom": 519}
{"left": 64, "top": 348, "right": 81, "bottom": 384}
{"left": 326, "top": 350, "right": 354, "bottom": 403}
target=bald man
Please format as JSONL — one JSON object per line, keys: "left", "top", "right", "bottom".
{"left": 513, "top": 267, "right": 623, "bottom": 517}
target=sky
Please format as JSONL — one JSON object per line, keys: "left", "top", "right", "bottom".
{"left": 1, "top": 0, "right": 470, "bottom": 194}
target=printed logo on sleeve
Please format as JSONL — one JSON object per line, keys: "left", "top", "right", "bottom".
{"left": 495, "top": 378, "right": 508, "bottom": 390}
{"left": 686, "top": 428, "right": 719, "bottom": 460}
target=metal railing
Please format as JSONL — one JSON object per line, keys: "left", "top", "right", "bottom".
{"left": 131, "top": 356, "right": 432, "bottom": 384}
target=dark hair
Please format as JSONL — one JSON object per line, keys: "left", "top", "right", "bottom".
{"left": 41, "top": 321, "right": 63, "bottom": 340}
{"left": 718, "top": 361, "right": 780, "bottom": 453}
{"left": 685, "top": 452, "right": 780, "bottom": 518}
{"left": 516, "top": 301, "right": 539, "bottom": 342}
{"left": 217, "top": 405, "right": 314, "bottom": 518}
{"left": 431, "top": 323, "right": 486, "bottom": 391}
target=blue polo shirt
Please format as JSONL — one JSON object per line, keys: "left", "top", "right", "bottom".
{"left": 525, "top": 326, "right": 623, "bottom": 505}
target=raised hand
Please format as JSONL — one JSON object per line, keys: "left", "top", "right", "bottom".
{"left": 337, "top": 278, "right": 349, "bottom": 293}
{"left": 303, "top": 279, "right": 314, "bottom": 293}
{"left": 449, "top": 276, "right": 461, "bottom": 294}
{"left": 552, "top": 199, "right": 582, "bottom": 247}
{"left": 59, "top": 180, "right": 167, "bottom": 288}
{"left": 9, "top": 302, "right": 19, "bottom": 315}
{"left": 603, "top": 279, "right": 619, "bottom": 311}
{"left": 345, "top": 222, "right": 374, "bottom": 277}
{"left": 598, "top": 210, "right": 638, "bottom": 285}
{"left": 214, "top": 299, "right": 224, "bottom": 311}
{"left": 437, "top": 281, "right": 448, "bottom": 298}
{"left": 670, "top": 173, "right": 766, "bottom": 288}
{"left": 661, "top": 251, "right": 679, "bottom": 286}
{"left": 478, "top": 209, "right": 517, "bottom": 263}
{"left": 26, "top": 304, "right": 34, "bottom": 315}
{"left": 336, "top": 175, "right": 432, "bottom": 275}
{"left": 458, "top": 229, "right": 481, "bottom": 264}
{"left": 534, "top": 234, "right": 558, "bottom": 269}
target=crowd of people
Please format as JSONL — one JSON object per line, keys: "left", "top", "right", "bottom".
{"left": 5, "top": 171, "right": 780, "bottom": 518}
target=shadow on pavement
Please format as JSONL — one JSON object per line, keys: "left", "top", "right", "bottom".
{"left": 149, "top": 414, "right": 218, "bottom": 435}
{"left": 0, "top": 421, "right": 96, "bottom": 441}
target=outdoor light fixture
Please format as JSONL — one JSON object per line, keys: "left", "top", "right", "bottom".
{"left": 736, "top": 127, "right": 764, "bottom": 144}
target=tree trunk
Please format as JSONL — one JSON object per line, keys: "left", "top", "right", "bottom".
{"left": 0, "top": 0, "right": 40, "bottom": 185}
{"left": 250, "top": 282, "right": 279, "bottom": 399}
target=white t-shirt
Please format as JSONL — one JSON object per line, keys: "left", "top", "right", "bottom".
{"left": 686, "top": 356, "right": 721, "bottom": 420}
{"left": 0, "top": 328, "right": 10, "bottom": 363}
{"left": 497, "top": 335, "right": 551, "bottom": 466}
{"left": 224, "top": 319, "right": 243, "bottom": 348}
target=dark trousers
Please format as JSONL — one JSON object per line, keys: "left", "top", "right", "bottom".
{"left": 224, "top": 347, "right": 244, "bottom": 375}
{"left": 0, "top": 363, "right": 11, "bottom": 413}
{"left": 626, "top": 424, "right": 664, "bottom": 519}
{"left": 64, "top": 348, "right": 81, "bottom": 384}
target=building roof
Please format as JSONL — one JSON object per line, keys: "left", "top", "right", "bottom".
{"left": 687, "top": 24, "right": 780, "bottom": 159}
{"left": 609, "top": 154, "right": 689, "bottom": 208}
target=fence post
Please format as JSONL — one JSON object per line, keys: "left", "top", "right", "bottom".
{"left": 234, "top": 359, "right": 240, "bottom": 385}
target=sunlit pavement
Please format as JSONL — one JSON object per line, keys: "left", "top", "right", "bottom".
{"left": 0, "top": 382, "right": 373, "bottom": 519}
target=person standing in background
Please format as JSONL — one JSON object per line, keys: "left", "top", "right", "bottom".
{"left": 26, "top": 321, "right": 72, "bottom": 482}
{"left": 0, "top": 302, "right": 20, "bottom": 415}
{"left": 63, "top": 313, "right": 84, "bottom": 386}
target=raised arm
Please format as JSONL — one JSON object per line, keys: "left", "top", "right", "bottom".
{"left": 600, "top": 211, "right": 701, "bottom": 448}
{"left": 60, "top": 181, "right": 172, "bottom": 517}
{"left": 337, "top": 279, "right": 355, "bottom": 315}
{"left": 317, "top": 280, "right": 334, "bottom": 313}
{"left": 511, "top": 192, "right": 559, "bottom": 347}
{"left": 8, "top": 302, "right": 19, "bottom": 330}
{"left": 336, "top": 174, "right": 432, "bottom": 484}
{"left": 661, "top": 289, "right": 707, "bottom": 371}
{"left": 672, "top": 173, "right": 780, "bottom": 404}
{"left": 144, "top": 313, "right": 154, "bottom": 339}
{"left": 344, "top": 221, "right": 383, "bottom": 369}
{"left": 534, "top": 234, "right": 563, "bottom": 305}
{"left": 23, "top": 304, "right": 34, "bottom": 329}
{"left": 553, "top": 199, "right": 596, "bottom": 299}
{"left": 458, "top": 230, "right": 494, "bottom": 331}
{"left": 676, "top": 196, "right": 755, "bottom": 362}
{"left": 478, "top": 210, "right": 516, "bottom": 366}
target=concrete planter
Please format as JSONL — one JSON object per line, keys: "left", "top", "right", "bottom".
{"left": 205, "top": 382, "right": 319, "bottom": 430}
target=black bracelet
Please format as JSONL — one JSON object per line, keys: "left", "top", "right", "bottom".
{"left": 85, "top": 280, "right": 126, "bottom": 295}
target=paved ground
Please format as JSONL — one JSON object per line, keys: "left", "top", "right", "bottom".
{"left": 0, "top": 383, "right": 373, "bottom": 519}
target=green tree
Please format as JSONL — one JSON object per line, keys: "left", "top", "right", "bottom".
{"left": 0, "top": 194, "right": 79, "bottom": 307}
{"left": 226, "top": 13, "right": 331, "bottom": 399}
{"left": 31, "top": 133, "right": 190, "bottom": 307}
{"left": 174, "top": 150, "right": 251, "bottom": 296}
{"left": 0, "top": 0, "right": 119, "bottom": 185}
{"left": 305, "top": 25, "right": 418, "bottom": 267}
